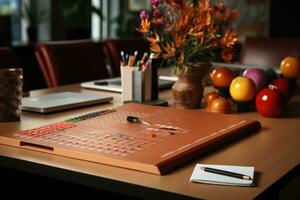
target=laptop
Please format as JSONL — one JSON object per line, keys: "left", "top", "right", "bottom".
{"left": 80, "top": 77, "right": 175, "bottom": 92}
{"left": 22, "top": 92, "right": 113, "bottom": 113}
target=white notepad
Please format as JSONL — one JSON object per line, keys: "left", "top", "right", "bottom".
{"left": 190, "top": 164, "right": 255, "bottom": 186}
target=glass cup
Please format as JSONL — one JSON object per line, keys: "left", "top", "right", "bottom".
{"left": 0, "top": 68, "right": 23, "bottom": 122}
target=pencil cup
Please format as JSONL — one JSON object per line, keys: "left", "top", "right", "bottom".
{"left": 0, "top": 68, "right": 23, "bottom": 122}
{"left": 121, "top": 66, "right": 152, "bottom": 103}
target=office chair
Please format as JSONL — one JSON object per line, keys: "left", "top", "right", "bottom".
{"left": 239, "top": 37, "right": 300, "bottom": 68}
{"left": 35, "top": 40, "right": 110, "bottom": 87}
{"left": 102, "top": 38, "right": 150, "bottom": 77}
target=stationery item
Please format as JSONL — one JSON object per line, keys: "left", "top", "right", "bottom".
{"left": 127, "top": 115, "right": 151, "bottom": 126}
{"left": 128, "top": 55, "right": 135, "bottom": 66}
{"left": 0, "top": 103, "right": 260, "bottom": 175}
{"left": 120, "top": 53, "right": 152, "bottom": 103}
{"left": 140, "top": 52, "right": 148, "bottom": 63}
{"left": 120, "top": 51, "right": 125, "bottom": 65}
{"left": 201, "top": 167, "right": 252, "bottom": 180}
{"left": 133, "top": 50, "right": 138, "bottom": 63}
{"left": 21, "top": 92, "right": 113, "bottom": 113}
{"left": 190, "top": 164, "right": 255, "bottom": 186}
{"left": 127, "top": 115, "right": 179, "bottom": 132}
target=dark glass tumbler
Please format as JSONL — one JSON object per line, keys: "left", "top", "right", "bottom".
{"left": 0, "top": 68, "right": 23, "bottom": 122}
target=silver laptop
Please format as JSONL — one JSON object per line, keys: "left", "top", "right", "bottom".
{"left": 22, "top": 92, "right": 113, "bottom": 113}
{"left": 80, "top": 77, "right": 175, "bottom": 92}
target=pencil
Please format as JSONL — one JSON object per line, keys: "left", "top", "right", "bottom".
{"left": 120, "top": 51, "right": 125, "bottom": 65}
{"left": 200, "top": 167, "right": 252, "bottom": 180}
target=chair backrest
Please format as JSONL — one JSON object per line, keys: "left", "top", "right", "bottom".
{"left": 239, "top": 37, "right": 300, "bottom": 68}
{"left": 102, "top": 38, "right": 150, "bottom": 77}
{"left": 35, "top": 40, "right": 109, "bottom": 87}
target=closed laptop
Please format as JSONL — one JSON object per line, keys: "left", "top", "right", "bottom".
{"left": 22, "top": 92, "right": 113, "bottom": 113}
{"left": 81, "top": 77, "right": 175, "bottom": 92}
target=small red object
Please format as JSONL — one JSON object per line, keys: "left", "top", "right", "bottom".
{"left": 270, "top": 78, "right": 294, "bottom": 102}
{"left": 205, "top": 91, "right": 219, "bottom": 110}
{"left": 255, "top": 86, "right": 286, "bottom": 118}
{"left": 210, "top": 98, "right": 231, "bottom": 114}
{"left": 147, "top": 132, "right": 156, "bottom": 138}
{"left": 210, "top": 67, "right": 234, "bottom": 88}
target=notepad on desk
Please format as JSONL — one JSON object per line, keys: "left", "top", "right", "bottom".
{"left": 190, "top": 164, "right": 255, "bottom": 186}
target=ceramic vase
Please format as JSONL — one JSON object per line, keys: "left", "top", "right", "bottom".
{"left": 172, "top": 62, "right": 211, "bottom": 109}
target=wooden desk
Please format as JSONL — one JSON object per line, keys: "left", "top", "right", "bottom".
{"left": 0, "top": 84, "right": 299, "bottom": 199}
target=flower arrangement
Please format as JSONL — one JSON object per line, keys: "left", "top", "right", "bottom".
{"left": 136, "top": 0, "right": 239, "bottom": 73}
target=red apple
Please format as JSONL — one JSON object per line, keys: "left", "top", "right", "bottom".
{"left": 255, "top": 86, "right": 286, "bottom": 118}
{"left": 270, "top": 78, "right": 294, "bottom": 102}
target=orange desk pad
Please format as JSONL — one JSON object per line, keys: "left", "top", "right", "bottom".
{"left": 0, "top": 103, "right": 260, "bottom": 175}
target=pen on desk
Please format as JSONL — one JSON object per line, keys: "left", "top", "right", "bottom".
{"left": 127, "top": 116, "right": 151, "bottom": 126}
{"left": 200, "top": 167, "right": 252, "bottom": 180}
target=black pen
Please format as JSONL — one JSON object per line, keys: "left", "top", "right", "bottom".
{"left": 200, "top": 167, "right": 252, "bottom": 180}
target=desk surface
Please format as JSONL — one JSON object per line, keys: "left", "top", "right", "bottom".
{"left": 0, "top": 84, "right": 299, "bottom": 199}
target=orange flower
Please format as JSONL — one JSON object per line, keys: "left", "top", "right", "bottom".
{"left": 178, "top": 15, "right": 190, "bottom": 31}
{"left": 206, "top": 12, "right": 212, "bottom": 26}
{"left": 220, "top": 29, "right": 238, "bottom": 48}
{"left": 150, "top": 42, "right": 161, "bottom": 55}
{"left": 188, "top": 28, "right": 204, "bottom": 41}
{"left": 136, "top": 18, "right": 150, "bottom": 33}
{"left": 162, "top": 42, "right": 176, "bottom": 59}
{"left": 147, "top": 35, "right": 161, "bottom": 57}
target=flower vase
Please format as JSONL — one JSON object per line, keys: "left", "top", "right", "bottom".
{"left": 172, "top": 62, "right": 211, "bottom": 109}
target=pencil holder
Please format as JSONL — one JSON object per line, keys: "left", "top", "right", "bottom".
{"left": 121, "top": 66, "right": 152, "bottom": 103}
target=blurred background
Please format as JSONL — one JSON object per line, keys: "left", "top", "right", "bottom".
{"left": 0, "top": 0, "right": 299, "bottom": 91}
{"left": 1, "top": 0, "right": 299, "bottom": 44}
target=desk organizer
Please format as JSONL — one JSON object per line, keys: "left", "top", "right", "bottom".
{"left": 121, "top": 66, "right": 152, "bottom": 102}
